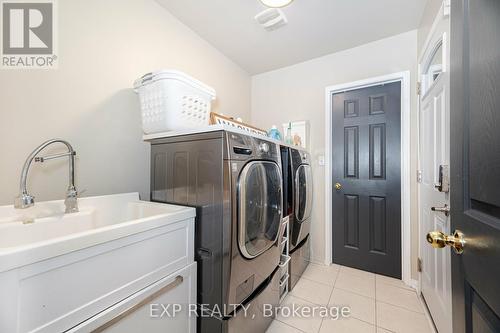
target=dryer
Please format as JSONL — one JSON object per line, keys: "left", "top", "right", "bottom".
{"left": 288, "top": 147, "right": 313, "bottom": 289}
{"left": 150, "top": 130, "right": 282, "bottom": 333}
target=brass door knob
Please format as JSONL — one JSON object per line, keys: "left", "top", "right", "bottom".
{"left": 334, "top": 182, "right": 342, "bottom": 191}
{"left": 426, "top": 230, "right": 465, "bottom": 254}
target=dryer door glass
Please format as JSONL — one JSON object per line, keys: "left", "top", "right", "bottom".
{"left": 295, "top": 164, "right": 313, "bottom": 222}
{"left": 239, "top": 161, "right": 282, "bottom": 259}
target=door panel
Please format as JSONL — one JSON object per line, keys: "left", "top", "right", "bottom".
{"left": 369, "top": 196, "right": 387, "bottom": 253}
{"left": 344, "top": 127, "right": 359, "bottom": 178}
{"left": 344, "top": 194, "right": 360, "bottom": 248}
{"left": 449, "top": 0, "right": 500, "bottom": 332}
{"left": 332, "top": 82, "right": 401, "bottom": 278}
{"left": 419, "top": 6, "right": 452, "bottom": 332}
{"left": 466, "top": 285, "right": 500, "bottom": 333}
{"left": 369, "top": 124, "right": 386, "bottom": 179}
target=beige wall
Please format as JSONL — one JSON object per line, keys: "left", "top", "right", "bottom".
{"left": 251, "top": 30, "right": 420, "bottom": 279}
{"left": 0, "top": 0, "right": 250, "bottom": 205}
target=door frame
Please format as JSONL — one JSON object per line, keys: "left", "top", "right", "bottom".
{"left": 324, "top": 71, "right": 412, "bottom": 285}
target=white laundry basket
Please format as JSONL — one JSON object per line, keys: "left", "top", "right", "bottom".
{"left": 133, "top": 70, "right": 216, "bottom": 134}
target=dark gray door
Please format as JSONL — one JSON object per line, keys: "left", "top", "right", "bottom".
{"left": 448, "top": 0, "right": 500, "bottom": 331}
{"left": 331, "top": 82, "right": 401, "bottom": 278}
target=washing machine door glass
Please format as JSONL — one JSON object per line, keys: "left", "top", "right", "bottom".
{"left": 295, "top": 164, "right": 313, "bottom": 222}
{"left": 239, "top": 161, "right": 282, "bottom": 259}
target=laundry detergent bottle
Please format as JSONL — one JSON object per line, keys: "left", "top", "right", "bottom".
{"left": 268, "top": 125, "right": 282, "bottom": 140}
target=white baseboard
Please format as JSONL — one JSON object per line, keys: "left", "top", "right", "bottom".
{"left": 307, "top": 259, "right": 326, "bottom": 266}
{"left": 409, "top": 278, "right": 420, "bottom": 292}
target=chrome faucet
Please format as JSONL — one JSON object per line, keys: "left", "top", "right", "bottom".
{"left": 15, "top": 139, "right": 79, "bottom": 213}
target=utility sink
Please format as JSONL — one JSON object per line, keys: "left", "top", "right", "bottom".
{"left": 0, "top": 193, "right": 196, "bottom": 333}
{"left": 0, "top": 192, "right": 194, "bottom": 272}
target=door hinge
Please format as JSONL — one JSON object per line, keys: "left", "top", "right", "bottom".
{"left": 417, "top": 82, "right": 422, "bottom": 96}
{"left": 417, "top": 258, "right": 423, "bottom": 273}
{"left": 417, "top": 170, "right": 423, "bottom": 183}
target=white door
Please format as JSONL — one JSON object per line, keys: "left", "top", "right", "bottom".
{"left": 418, "top": 2, "right": 452, "bottom": 333}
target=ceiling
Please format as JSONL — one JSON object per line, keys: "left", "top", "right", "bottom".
{"left": 156, "top": 0, "right": 428, "bottom": 74}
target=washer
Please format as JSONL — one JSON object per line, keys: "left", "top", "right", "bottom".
{"left": 150, "top": 130, "right": 282, "bottom": 333}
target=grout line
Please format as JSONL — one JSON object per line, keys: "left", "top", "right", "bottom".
{"left": 376, "top": 325, "right": 397, "bottom": 333}
{"left": 284, "top": 273, "right": 394, "bottom": 332}
{"left": 375, "top": 299, "right": 425, "bottom": 315}
{"left": 376, "top": 298, "right": 433, "bottom": 333}
{"left": 317, "top": 317, "right": 325, "bottom": 333}
{"left": 273, "top": 317, "right": 308, "bottom": 333}
{"left": 330, "top": 286, "right": 378, "bottom": 327}
{"left": 359, "top": 318, "right": 378, "bottom": 329}
{"left": 333, "top": 286, "right": 376, "bottom": 300}
{"left": 329, "top": 266, "right": 341, "bottom": 301}
{"left": 376, "top": 323, "right": 398, "bottom": 333}
{"left": 287, "top": 293, "right": 330, "bottom": 307}
{"left": 289, "top": 271, "right": 429, "bottom": 332}
{"left": 298, "top": 275, "right": 336, "bottom": 287}
{"left": 318, "top": 317, "right": 380, "bottom": 333}
{"left": 341, "top": 315, "right": 377, "bottom": 328}
{"left": 317, "top": 265, "right": 342, "bottom": 333}
{"left": 375, "top": 279, "right": 416, "bottom": 292}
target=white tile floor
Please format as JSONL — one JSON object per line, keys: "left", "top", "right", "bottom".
{"left": 267, "top": 263, "right": 435, "bottom": 333}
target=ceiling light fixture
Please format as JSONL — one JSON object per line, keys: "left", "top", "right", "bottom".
{"left": 259, "top": 0, "right": 294, "bottom": 8}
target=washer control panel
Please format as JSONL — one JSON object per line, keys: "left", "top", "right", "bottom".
{"left": 258, "top": 142, "right": 270, "bottom": 153}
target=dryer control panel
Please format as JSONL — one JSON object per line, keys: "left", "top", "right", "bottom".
{"left": 254, "top": 137, "right": 279, "bottom": 160}
{"left": 227, "top": 132, "right": 279, "bottom": 162}
{"left": 290, "top": 148, "right": 310, "bottom": 167}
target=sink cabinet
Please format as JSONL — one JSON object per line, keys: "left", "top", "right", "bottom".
{"left": 0, "top": 194, "right": 196, "bottom": 333}
{"left": 69, "top": 263, "right": 196, "bottom": 333}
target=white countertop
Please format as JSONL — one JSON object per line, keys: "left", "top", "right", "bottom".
{"left": 142, "top": 124, "right": 308, "bottom": 151}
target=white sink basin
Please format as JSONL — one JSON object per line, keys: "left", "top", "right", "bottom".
{"left": 0, "top": 193, "right": 196, "bottom": 333}
{"left": 0, "top": 210, "right": 96, "bottom": 248}
{"left": 0, "top": 192, "right": 194, "bottom": 272}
